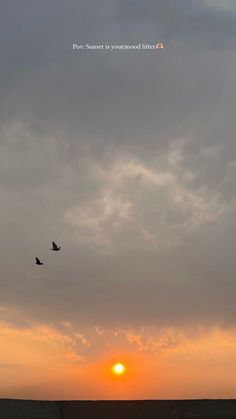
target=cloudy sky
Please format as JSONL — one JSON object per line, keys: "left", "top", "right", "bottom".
{"left": 1, "top": 0, "right": 236, "bottom": 399}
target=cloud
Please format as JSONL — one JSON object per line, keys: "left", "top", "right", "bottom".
{"left": 66, "top": 146, "right": 227, "bottom": 248}
{"left": 1, "top": 0, "right": 236, "bottom": 337}
{"left": 117, "top": 0, "right": 236, "bottom": 49}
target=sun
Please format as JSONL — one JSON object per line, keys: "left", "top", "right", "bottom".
{"left": 112, "top": 362, "right": 126, "bottom": 376}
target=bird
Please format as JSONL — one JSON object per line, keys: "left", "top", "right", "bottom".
{"left": 35, "top": 257, "right": 43, "bottom": 265}
{"left": 51, "top": 241, "right": 61, "bottom": 251}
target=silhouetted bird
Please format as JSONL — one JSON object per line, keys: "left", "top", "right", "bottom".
{"left": 35, "top": 257, "right": 43, "bottom": 265}
{"left": 51, "top": 241, "right": 61, "bottom": 251}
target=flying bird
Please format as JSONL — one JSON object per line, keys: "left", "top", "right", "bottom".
{"left": 35, "top": 257, "right": 43, "bottom": 265}
{"left": 51, "top": 241, "right": 61, "bottom": 251}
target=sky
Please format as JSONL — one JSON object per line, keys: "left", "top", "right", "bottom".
{"left": 1, "top": 0, "right": 236, "bottom": 400}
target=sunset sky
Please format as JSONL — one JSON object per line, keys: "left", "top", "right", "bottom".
{"left": 1, "top": 0, "right": 236, "bottom": 400}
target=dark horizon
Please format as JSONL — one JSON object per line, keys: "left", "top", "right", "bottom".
{"left": 2, "top": 399, "right": 236, "bottom": 419}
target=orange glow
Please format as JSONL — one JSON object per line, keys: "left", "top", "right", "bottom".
{"left": 112, "top": 362, "right": 126, "bottom": 376}
{"left": 3, "top": 319, "right": 236, "bottom": 399}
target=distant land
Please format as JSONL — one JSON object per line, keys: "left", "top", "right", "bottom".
{"left": 2, "top": 399, "right": 236, "bottom": 418}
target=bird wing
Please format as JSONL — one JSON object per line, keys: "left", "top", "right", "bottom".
{"left": 36, "top": 257, "right": 40, "bottom": 263}
{"left": 52, "top": 241, "right": 57, "bottom": 249}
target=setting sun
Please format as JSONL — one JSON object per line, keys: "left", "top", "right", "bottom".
{"left": 112, "top": 362, "right": 126, "bottom": 376}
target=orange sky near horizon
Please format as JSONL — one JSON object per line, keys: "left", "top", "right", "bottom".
{"left": 1, "top": 317, "right": 236, "bottom": 400}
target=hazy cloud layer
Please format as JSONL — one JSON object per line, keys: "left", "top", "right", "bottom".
{"left": 1, "top": 0, "right": 236, "bottom": 333}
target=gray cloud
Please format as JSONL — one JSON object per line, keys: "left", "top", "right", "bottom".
{"left": 117, "top": 0, "right": 236, "bottom": 49}
{"left": 1, "top": 0, "right": 236, "bottom": 332}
